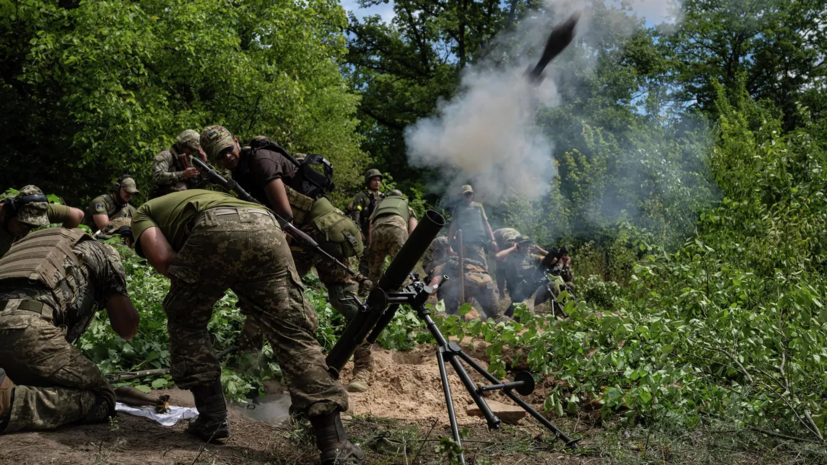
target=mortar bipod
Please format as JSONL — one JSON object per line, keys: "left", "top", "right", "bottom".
{"left": 383, "top": 273, "right": 579, "bottom": 464}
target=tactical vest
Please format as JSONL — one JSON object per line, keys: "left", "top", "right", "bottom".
{"left": 372, "top": 196, "right": 410, "bottom": 222}
{"left": 453, "top": 204, "right": 486, "bottom": 242}
{"left": 310, "top": 198, "right": 364, "bottom": 259}
{"left": 0, "top": 228, "right": 90, "bottom": 312}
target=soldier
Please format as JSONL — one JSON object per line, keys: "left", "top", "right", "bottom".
{"left": 199, "top": 126, "right": 373, "bottom": 394}
{"left": 0, "top": 185, "right": 84, "bottom": 257}
{"left": 84, "top": 175, "right": 139, "bottom": 232}
{"left": 366, "top": 190, "right": 418, "bottom": 284}
{"left": 94, "top": 217, "right": 134, "bottom": 248}
{"left": 0, "top": 228, "right": 139, "bottom": 434}
{"left": 348, "top": 169, "right": 383, "bottom": 275}
{"left": 493, "top": 227, "right": 521, "bottom": 296}
{"left": 150, "top": 129, "right": 208, "bottom": 199}
{"left": 132, "top": 190, "right": 364, "bottom": 464}
{"left": 495, "top": 235, "right": 547, "bottom": 300}
{"left": 447, "top": 185, "right": 498, "bottom": 269}
{"left": 424, "top": 237, "right": 507, "bottom": 322}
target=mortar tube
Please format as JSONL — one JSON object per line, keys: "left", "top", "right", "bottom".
{"left": 366, "top": 210, "right": 446, "bottom": 343}
{"left": 327, "top": 210, "right": 445, "bottom": 370}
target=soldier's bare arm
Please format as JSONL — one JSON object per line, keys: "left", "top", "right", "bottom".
{"left": 93, "top": 213, "right": 111, "bottom": 231}
{"left": 482, "top": 214, "right": 498, "bottom": 252}
{"left": 428, "top": 264, "right": 447, "bottom": 287}
{"left": 263, "top": 178, "right": 294, "bottom": 221}
{"left": 106, "top": 294, "right": 139, "bottom": 340}
{"left": 495, "top": 243, "right": 518, "bottom": 263}
{"left": 138, "top": 227, "right": 176, "bottom": 277}
{"left": 64, "top": 207, "right": 84, "bottom": 228}
{"left": 46, "top": 204, "right": 83, "bottom": 228}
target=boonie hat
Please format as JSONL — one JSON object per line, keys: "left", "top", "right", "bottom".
{"left": 8, "top": 185, "right": 50, "bottom": 227}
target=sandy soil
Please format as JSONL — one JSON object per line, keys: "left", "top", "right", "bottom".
{"left": 0, "top": 344, "right": 574, "bottom": 464}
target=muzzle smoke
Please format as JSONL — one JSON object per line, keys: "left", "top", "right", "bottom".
{"left": 404, "top": 2, "right": 588, "bottom": 204}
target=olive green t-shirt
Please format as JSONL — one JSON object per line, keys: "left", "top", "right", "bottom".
{"left": 132, "top": 189, "right": 259, "bottom": 256}
{"left": 0, "top": 203, "right": 75, "bottom": 258}
{"left": 84, "top": 194, "right": 137, "bottom": 231}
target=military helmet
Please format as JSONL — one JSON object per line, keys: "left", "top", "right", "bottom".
{"left": 389, "top": 189, "right": 404, "bottom": 197}
{"left": 3, "top": 185, "right": 50, "bottom": 227}
{"left": 176, "top": 129, "right": 201, "bottom": 151}
{"left": 364, "top": 168, "right": 382, "bottom": 185}
{"left": 97, "top": 217, "right": 132, "bottom": 241}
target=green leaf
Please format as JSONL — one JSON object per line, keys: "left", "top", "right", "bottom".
{"left": 134, "top": 385, "right": 151, "bottom": 394}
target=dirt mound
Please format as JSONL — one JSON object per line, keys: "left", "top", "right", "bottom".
{"left": 341, "top": 344, "right": 523, "bottom": 426}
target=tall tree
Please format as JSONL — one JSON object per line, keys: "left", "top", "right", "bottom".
{"left": 666, "top": 0, "right": 827, "bottom": 129}
{"left": 0, "top": 0, "right": 366, "bottom": 205}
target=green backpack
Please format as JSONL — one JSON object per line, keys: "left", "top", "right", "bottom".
{"left": 310, "top": 198, "right": 364, "bottom": 259}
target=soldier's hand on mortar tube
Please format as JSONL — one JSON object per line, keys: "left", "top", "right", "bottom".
{"left": 182, "top": 167, "right": 199, "bottom": 179}
{"left": 198, "top": 147, "right": 208, "bottom": 162}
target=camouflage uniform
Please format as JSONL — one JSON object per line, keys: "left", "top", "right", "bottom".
{"left": 349, "top": 178, "right": 383, "bottom": 276}
{"left": 493, "top": 228, "right": 521, "bottom": 295}
{"left": 150, "top": 130, "right": 207, "bottom": 199}
{"left": 424, "top": 237, "right": 506, "bottom": 322}
{"left": 199, "top": 127, "right": 370, "bottom": 393}
{"left": 450, "top": 197, "right": 492, "bottom": 269}
{"left": 0, "top": 230, "right": 128, "bottom": 433}
{"left": 0, "top": 186, "right": 74, "bottom": 257}
{"left": 366, "top": 194, "right": 416, "bottom": 284}
{"left": 132, "top": 190, "right": 348, "bottom": 418}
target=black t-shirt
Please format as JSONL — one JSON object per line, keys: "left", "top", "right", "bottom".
{"left": 232, "top": 147, "right": 298, "bottom": 208}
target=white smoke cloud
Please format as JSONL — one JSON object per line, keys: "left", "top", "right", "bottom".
{"left": 405, "top": 68, "right": 559, "bottom": 203}
{"left": 404, "top": 1, "right": 589, "bottom": 204}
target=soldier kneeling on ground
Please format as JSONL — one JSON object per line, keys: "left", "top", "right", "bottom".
{"left": 423, "top": 237, "right": 510, "bottom": 322}
{"left": 0, "top": 225, "right": 139, "bottom": 433}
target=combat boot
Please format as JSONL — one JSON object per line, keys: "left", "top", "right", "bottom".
{"left": 0, "top": 368, "right": 15, "bottom": 431}
{"left": 347, "top": 344, "right": 372, "bottom": 393}
{"left": 310, "top": 411, "right": 365, "bottom": 465}
{"left": 187, "top": 379, "right": 229, "bottom": 441}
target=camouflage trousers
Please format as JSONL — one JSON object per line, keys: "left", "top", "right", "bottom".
{"left": 366, "top": 219, "right": 408, "bottom": 285}
{"left": 165, "top": 208, "right": 347, "bottom": 417}
{"left": 0, "top": 312, "right": 114, "bottom": 433}
{"left": 239, "top": 218, "right": 373, "bottom": 374}
{"left": 437, "top": 269, "right": 505, "bottom": 322}
{"left": 460, "top": 243, "right": 488, "bottom": 271}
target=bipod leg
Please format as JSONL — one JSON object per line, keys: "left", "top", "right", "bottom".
{"left": 435, "top": 348, "right": 466, "bottom": 465}
{"left": 456, "top": 351, "right": 580, "bottom": 448}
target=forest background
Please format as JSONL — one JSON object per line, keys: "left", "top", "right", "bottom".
{"left": 2, "top": 0, "right": 827, "bottom": 455}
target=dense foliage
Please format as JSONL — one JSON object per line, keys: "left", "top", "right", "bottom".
{"left": 1, "top": 0, "right": 367, "bottom": 206}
